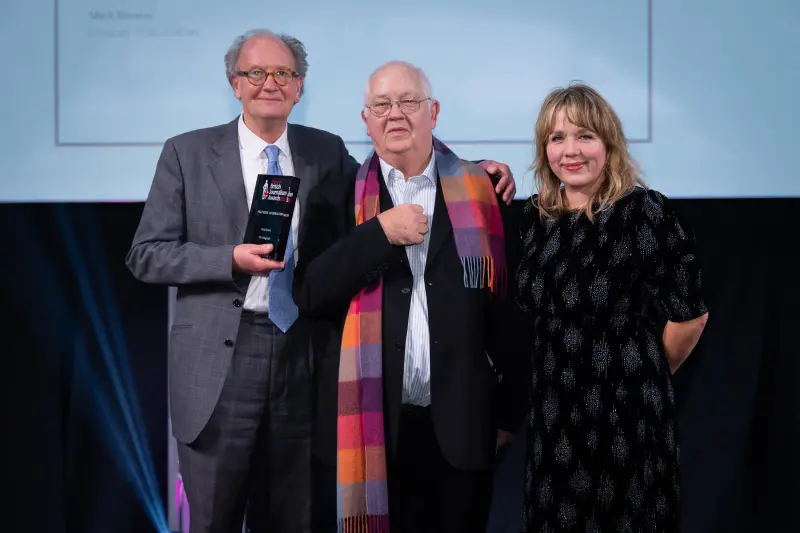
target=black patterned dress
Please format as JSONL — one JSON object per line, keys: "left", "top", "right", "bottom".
{"left": 515, "top": 188, "right": 707, "bottom": 532}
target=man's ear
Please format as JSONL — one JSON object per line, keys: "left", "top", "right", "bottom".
{"left": 362, "top": 109, "right": 373, "bottom": 138}
{"left": 430, "top": 99, "right": 440, "bottom": 129}
{"left": 232, "top": 76, "right": 242, "bottom": 100}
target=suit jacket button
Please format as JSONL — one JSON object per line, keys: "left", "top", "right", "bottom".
{"left": 224, "top": 339, "right": 234, "bottom": 347}
{"left": 233, "top": 298, "right": 242, "bottom": 307}
{"left": 401, "top": 288, "right": 411, "bottom": 295}
{"left": 395, "top": 341, "right": 403, "bottom": 350}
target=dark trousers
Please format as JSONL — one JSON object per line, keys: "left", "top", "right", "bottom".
{"left": 177, "top": 311, "right": 312, "bottom": 533}
{"left": 389, "top": 405, "right": 494, "bottom": 533}
{"left": 312, "top": 405, "right": 493, "bottom": 533}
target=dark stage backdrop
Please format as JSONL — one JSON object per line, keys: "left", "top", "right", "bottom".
{"left": 1, "top": 197, "right": 798, "bottom": 533}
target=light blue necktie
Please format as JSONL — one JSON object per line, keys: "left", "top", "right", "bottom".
{"left": 264, "top": 144, "right": 298, "bottom": 332}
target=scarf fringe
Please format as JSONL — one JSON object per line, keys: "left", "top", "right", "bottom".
{"left": 337, "top": 515, "right": 391, "bottom": 533}
{"left": 461, "top": 256, "right": 507, "bottom": 296}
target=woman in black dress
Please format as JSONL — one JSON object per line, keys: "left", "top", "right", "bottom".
{"left": 516, "top": 84, "right": 709, "bottom": 532}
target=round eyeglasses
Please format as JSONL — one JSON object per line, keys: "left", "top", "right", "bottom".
{"left": 235, "top": 68, "right": 299, "bottom": 86}
{"left": 366, "top": 97, "right": 432, "bottom": 117}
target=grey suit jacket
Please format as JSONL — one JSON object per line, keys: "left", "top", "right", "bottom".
{"left": 126, "top": 117, "right": 358, "bottom": 443}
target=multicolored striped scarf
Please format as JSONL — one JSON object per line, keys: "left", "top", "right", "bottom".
{"left": 336, "top": 137, "right": 506, "bottom": 532}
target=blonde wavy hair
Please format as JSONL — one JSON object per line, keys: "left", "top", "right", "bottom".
{"left": 532, "top": 83, "right": 646, "bottom": 221}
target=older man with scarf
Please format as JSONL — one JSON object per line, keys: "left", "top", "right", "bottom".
{"left": 294, "top": 61, "right": 529, "bottom": 533}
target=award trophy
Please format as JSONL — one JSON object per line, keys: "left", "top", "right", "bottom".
{"left": 243, "top": 174, "right": 301, "bottom": 261}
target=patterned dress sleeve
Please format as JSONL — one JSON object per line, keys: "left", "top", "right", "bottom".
{"left": 639, "top": 189, "right": 709, "bottom": 322}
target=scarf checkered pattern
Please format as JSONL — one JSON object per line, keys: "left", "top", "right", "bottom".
{"left": 336, "top": 137, "right": 506, "bottom": 532}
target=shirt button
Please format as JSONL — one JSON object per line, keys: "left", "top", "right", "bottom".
{"left": 224, "top": 339, "right": 234, "bottom": 348}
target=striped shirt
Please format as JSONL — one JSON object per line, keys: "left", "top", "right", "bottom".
{"left": 380, "top": 152, "right": 437, "bottom": 407}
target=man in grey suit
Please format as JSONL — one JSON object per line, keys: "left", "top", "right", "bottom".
{"left": 126, "top": 28, "right": 517, "bottom": 533}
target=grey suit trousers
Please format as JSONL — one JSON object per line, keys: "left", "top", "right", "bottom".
{"left": 176, "top": 311, "right": 311, "bottom": 533}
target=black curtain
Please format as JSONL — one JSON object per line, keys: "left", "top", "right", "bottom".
{"left": 2, "top": 198, "right": 798, "bottom": 533}
{"left": 671, "top": 198, "right": 800, "bottom": 533}
{"left": 0, "top": 204, "right": 167, "bottom": 533}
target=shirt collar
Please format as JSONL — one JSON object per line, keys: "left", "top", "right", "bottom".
{"left": 379, "top": 148, "right": 437, "bottom": 184}
{"left": 238, "top": 114, "right": 290, "bottom": 161}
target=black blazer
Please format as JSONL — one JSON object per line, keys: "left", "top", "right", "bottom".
{"left": 294, "top": 163, "right": 530, "bottom": 471}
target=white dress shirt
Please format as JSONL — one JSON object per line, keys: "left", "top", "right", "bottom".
{"left": 238, "top": 114, "right": 300, "bottom": 313}
{"left": 380, "top": 152, "right": 437, "bottom": 407}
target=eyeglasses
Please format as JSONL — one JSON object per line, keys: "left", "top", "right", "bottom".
{"left": 235, "top": 68, "right": 299, "bottom": 86}
{"left": 366, "top": 97, "right": 432, "bottom": 117}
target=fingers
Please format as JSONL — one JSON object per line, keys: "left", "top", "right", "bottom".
{"left": 253, "top": 256, "right": 284, "bottom": 271}
{"left": 493, "top": 171, "right": 516, "bottom": 205}
{"left": 502, "top": 181, "right": 516, "bottom": 204}
{"left": 385, "top": 204, "right": 429, "bottom": 246}
{"left": 415, "top": 213, "right": 428, "bottom": 238}
{"left": 401, "top": 220, "right": 427, "bottom": 245}
{"left": 255, "top": 243, "right": 274, "bottom": 256}
{"left": 495, "top": 176, "right": 506, "bottom": 195}
{"left": 480, "top": 160, "right": 499, "bottom": 175}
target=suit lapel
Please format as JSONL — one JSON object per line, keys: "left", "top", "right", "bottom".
{"left": 209, "top": 118, "right": 249, "bottom": 240}
{"left": 378, "top": 167, "right": 411, "bottom": 274}
{"left": 287, "top": 124, "right": 321, "bottom": 243}
{"left": 378, "top": 168, "right": 410, "bottom": 433}
{"left": 425, "top": 179, "right": 452, "bottom": 272}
